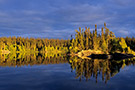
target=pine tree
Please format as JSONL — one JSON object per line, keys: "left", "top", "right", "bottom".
{"left": 119, "top": 38, "right": 128, "bottom": 52}
{"left": 93, "top": 24, "right": 99, "bottom": 50}
{"left": 101, "top": 27, "right": 107, "bottom": 53}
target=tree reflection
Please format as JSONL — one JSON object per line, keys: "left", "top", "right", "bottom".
{"left": 0, "top": 53, "right": 135, "bottom": 84}
{"left": 0, "top": 53, "right": 68, "bottom": 67}
{"left": 69, "top": 57, "right": 135, "bottom": 83}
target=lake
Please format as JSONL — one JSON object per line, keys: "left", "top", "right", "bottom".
{"left": 0, "top": 53, "right": 135, "bottom": 90}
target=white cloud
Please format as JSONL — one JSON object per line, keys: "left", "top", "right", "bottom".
{"left": 110, "top": 0, "right": 135, "bottom": 7}
{"left": 0, "top": 0, "right": 135, "bottom": 38}
{"left": 118, "top": 30, "right": 130, "bottom": 36}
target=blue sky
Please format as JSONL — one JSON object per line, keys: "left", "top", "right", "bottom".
{"left": 0, "top": 0, "right": 135, "bottom": 39}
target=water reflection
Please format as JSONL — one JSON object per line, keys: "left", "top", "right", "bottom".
{"left": 0, "top": 53, "right": 135, "bottom": 84}
{"left": 0, "top": 53, "right": 68, "bottom": 67}
{"left": 69, "top": 57, "right": 135, "bottom": 83}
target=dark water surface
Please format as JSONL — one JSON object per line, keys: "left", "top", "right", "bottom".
{"left": 0, "top": 54, "right": 135, "bottom": 90}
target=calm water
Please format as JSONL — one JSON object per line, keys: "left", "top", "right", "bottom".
{"left": 0, "top": 53, "right": 135, "bottom": 90}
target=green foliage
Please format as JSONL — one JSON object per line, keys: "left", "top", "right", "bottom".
{"left": 69, "top": 24, "right": 116, "bottom": 53}
{"left": 0, "top": 37, "right": 70, "bottom": 54}
{"left": 69, "top": 23, "right": 134, "bottom": 54}
{"left": 101, "top": 41, "right": 107, "bottom": 53}
{"left": 110, "top": 38, "right": 122, "bottom": 53}
{"left": 119, "top": 38, "right": 127, "bottom": 49}
{"left": 125, "top": 37, "right": 135, "bottom": 51}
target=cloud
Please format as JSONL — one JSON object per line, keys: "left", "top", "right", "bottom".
{"left": 117, "top": 30, "right": 130, "bottom": 36}
{"left": 0, "top": 0, "right": 134, "bottom": 39}
{"left": 110, "top": 0, "right": 135, "bottom": 7}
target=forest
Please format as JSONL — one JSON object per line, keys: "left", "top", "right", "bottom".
{"left": 0, "top": 23, "right": 135, "bottom": 55}
{"left": 0, "top": 37, "right": 69, "bottom": 54}
{"left": 69, "top": 23, "right": 135, "bottom": 55}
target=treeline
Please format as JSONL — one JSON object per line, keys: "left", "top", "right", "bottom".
{"left": 0, "top": 23, "right": 135, "bottom": 55}
{"left": 69, "top": 23, "right": 135, "bottom": 54}
{"left": 0, "top": 37, "right": 69, "bottom": 53}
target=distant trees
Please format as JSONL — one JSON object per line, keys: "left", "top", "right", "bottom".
{"left": 0, "top": 37, "right": 69, "bottom": 53}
